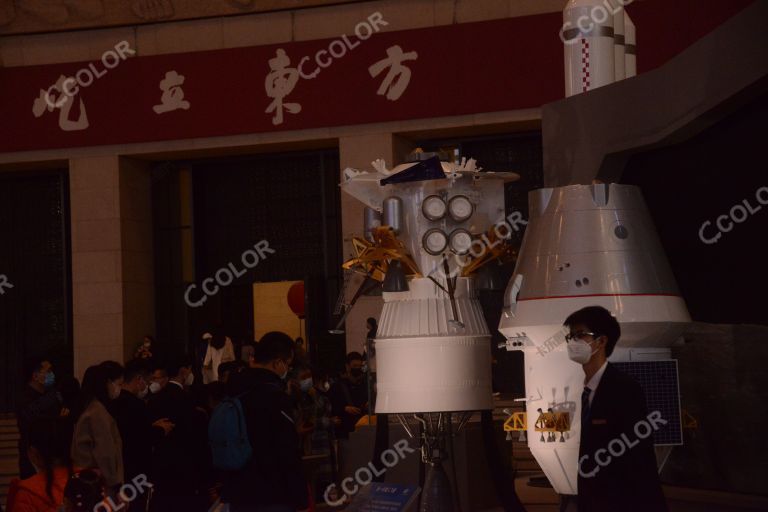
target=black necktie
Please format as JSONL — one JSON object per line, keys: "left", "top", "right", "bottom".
{"left": 581, "top": 386, "right": 592, "bottom": 433}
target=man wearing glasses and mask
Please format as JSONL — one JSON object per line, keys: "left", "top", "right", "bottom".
{"left": 328, "top": 352, "right": 368, "bottom": 440}
{"left": 564, "top": 306, "right": 667, "bottom": 512}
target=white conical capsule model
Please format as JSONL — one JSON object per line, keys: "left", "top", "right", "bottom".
{"left": 499, "top": 184, "right": 690, "bottom": 495}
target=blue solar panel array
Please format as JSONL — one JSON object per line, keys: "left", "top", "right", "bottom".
{"left": 613, "top": 360, "right": 683, "bottom": 446}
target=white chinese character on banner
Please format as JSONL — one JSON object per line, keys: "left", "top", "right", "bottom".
{"left": 32, "top": 75, "right": 89, "bottom": 132}
{"left": 265, "top": 49, "right": 302, "bottom": 125}
{"left": 153, "top": 70, "right": 190, "bottom": 114}
{"left": 368, "top": 45, "right": 418, "bottom": 101}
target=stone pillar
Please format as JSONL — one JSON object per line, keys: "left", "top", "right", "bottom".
{"left": 69, "top": 156, "right": 154, "bottom": 377}
{"left": 118, "top": 157, "right": 155, "bottom": 362}
{"left": 338, "top": 133, "right": 413, "bottom": 354}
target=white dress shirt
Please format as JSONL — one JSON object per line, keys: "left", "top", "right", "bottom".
{"left": 584, "top": 361, "right": 608, "bottom": 406}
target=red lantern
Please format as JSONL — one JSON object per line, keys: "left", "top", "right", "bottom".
{"left": 287, "top": 281, "right": 305, "bottom": 319}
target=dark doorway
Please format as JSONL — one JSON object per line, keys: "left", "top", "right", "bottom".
{"left": 0, "top": 170, "right": 72, "bottom": 413}
{"left": 152, "top": 149, "right": 343, "bottom": 366}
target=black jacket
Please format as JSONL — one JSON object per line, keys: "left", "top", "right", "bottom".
{"left": 107, "top": 390, "right": 163, "bottom": 481}
{"left": 577, "top": 363, "right": 667, "bottom": 512}
{"left": 147, "top": 382, "right": 211, "bottom": 494}
{"left": 328, "top": 377, "right": 367, "bottom": 439}
{"left": 223, "top": 368, "right": 308, "bottom": 509}
{"left": 16, "top": 385, "right": 63, "bottom": 479}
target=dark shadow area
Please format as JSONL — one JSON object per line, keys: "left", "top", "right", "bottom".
{"left": 0, "top": 170, "right": 72, "bottom": 413}
{"left": 622, "top": 92, "right": 767, "bottom": 325}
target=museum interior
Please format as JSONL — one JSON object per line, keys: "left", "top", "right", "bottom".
{"left": 0, "top": 1, "right": 766, "bottom": 511}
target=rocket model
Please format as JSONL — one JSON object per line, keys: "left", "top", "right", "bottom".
{"left": 563, "top": 0, "right": 637, "bottom": 97}
{"left": 340, "top": 153, "right": 520, "bottom": 509}
{"left": 498, "top": 184, "right": 691, "bottom": 495}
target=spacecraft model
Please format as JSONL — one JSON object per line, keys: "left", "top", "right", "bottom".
{"left": 498, "top": 184, "right": 691, "bottom": 496}
{"left": 563, "top": 0, "right": 637, "bottom": 97}
{"left": 340, "top": 153, "right": 521, "bottom": 510}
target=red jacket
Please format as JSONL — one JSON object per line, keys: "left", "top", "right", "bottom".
{"left": 6, "top": 467, "right": 69, "bottom": 512}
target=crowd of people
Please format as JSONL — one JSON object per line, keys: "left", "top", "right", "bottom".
{"left": 7, "top": 329, "right": 372, "bottom": 512}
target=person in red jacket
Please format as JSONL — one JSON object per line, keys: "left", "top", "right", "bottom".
{"left": 6, "top": 420, "right": 73, "bottom": 512}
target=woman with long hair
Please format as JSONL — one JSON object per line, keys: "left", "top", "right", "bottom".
{"left": 5, "top": 420, "right": 73, "bottom": 511}
{"left": 70, "top": 362, "right": 124, "bottom": 490}
{"left": 202, "top": 330, "right": 236, "bottom": 384}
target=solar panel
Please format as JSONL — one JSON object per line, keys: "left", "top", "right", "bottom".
{"left": 613, "top": 360, "right": 683, "bottom": 446}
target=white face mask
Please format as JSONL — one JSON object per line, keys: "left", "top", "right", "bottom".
{"left": 300, "top": 378, "right": 313, "bottom": 392}
{"left": 149, "top": 381, "right": 162, "bottom": 394}
{"left": 277, "top": 360, "right": 289, "bottom": 380}
{"left": 138, "top": 384, "right": 149, "bottom": 399}
{"left": 567, "top": 339, "right": 597, "bottom": 364}
{"left": 185, "top": 372, "right": 195, "bottom": 387}
{"left": 108, "top": 382, "right": 122, "bottom": 400}
{"left": 322, "top": 381, "right": 330, "bottom": 392}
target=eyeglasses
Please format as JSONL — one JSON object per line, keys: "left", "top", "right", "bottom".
{"left": 565, "top": 331, "right": 597, "bottom": 342}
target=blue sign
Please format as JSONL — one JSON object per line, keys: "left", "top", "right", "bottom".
{"left": 346, "top": 483, "right": 421, "bottom": 512}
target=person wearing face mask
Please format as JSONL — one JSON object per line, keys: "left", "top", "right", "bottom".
{"left": 134, "top": 335, "right": 155, "bottom": 361}
{"left": 107, "top": 359, "right": 174, "bottom": 503}
{"left": 292, "top": 366, "right": 319, "bottom": 454}
{"left": 147, "top": 356, "right": 212, "bottom": 511}
{"left": 148, "top": 365, "right": 170, "bottom": 395}
{"left": 71, "top": 363, "right": 124, "bottom": 491}
{"left": 328, "top": 352, "right": 368, "bottom": 440}
{"left": 564, "top": 306, "right": 667, "bottom": 512}
{"left": 16, "top": 357, "right": 69, "bottom": 479}
{"left": 221, "top": 331, "right": 308, "bottom": 512}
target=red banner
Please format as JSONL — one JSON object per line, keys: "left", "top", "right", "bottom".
{"left": 0, "top": 0, "right": 752, "bottom": 153}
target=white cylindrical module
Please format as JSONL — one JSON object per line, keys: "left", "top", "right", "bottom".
{"left": 383, "top": 196, "right": 404, "bottom": 235}
{"left": 612, "top": 0, "right": 626, "bottom": 81}
{"left": 563, "top": 0, "right": 615, "bottom": 97}
{"left": 340, "top": 157, "right": 511, "bottom": 416}
{"left": 375, "top": 277, "right": 494, "bottom": 413}
{"left": 624, "top": 11, "right": 637, "bottom": 78}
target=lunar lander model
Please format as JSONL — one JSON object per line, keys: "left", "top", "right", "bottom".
{"left": 339, "top": 152, "right": 521, "bottom": 510}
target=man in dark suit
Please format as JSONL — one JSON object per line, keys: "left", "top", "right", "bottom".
{"left": 564, "top": 306, "right": 667, "bottom": 512}
{"left": 108, "top": 359, "right": 174, "bottom": 483}
{"left": 222, "top": 331, "right": 308, "bottom": 512}
{"left": 328, "top": 352, "right": 368, "bottom": 439}
{"left": 147, "top": 356, "right": 211, "bottom": 511}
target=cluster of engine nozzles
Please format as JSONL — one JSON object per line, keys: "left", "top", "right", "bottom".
{"left": 364, "top": 194, "right": 476, "bottom": 256}
{"left": 563, "top": 0, "right": 637, "bottom": 97}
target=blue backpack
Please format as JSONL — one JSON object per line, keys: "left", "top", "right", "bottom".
{"left": 208, "top": 397, "right": 253, "bottom": 471}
